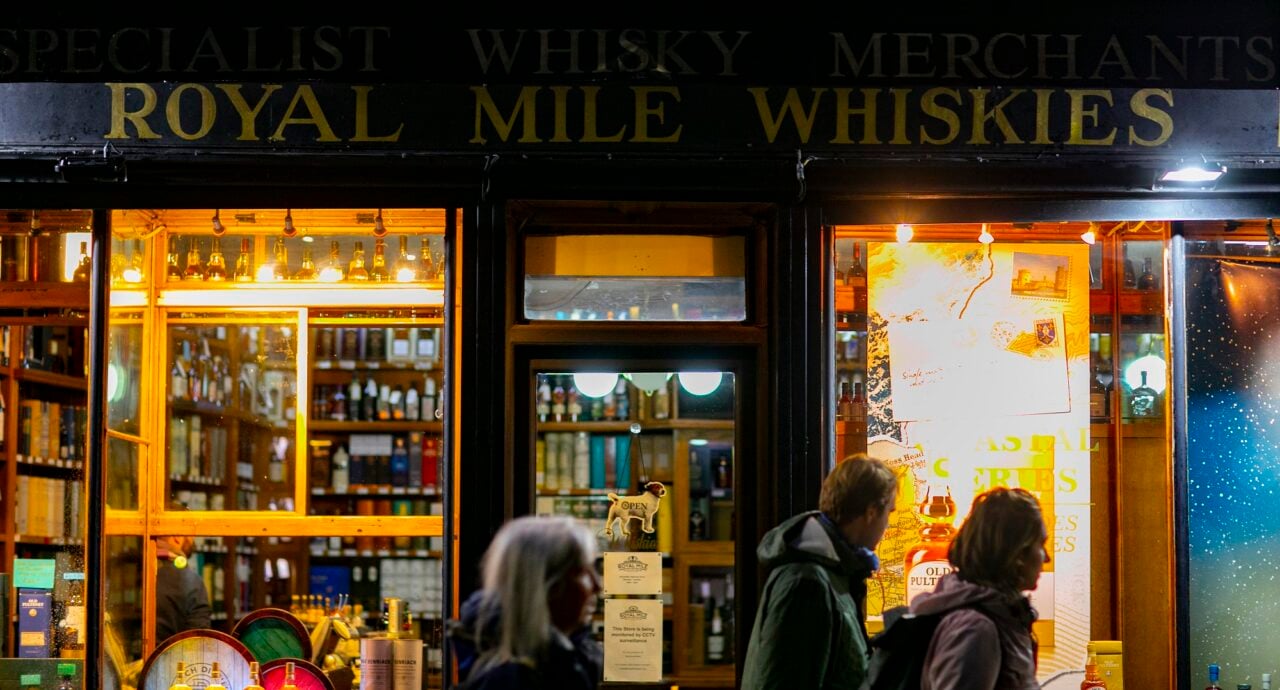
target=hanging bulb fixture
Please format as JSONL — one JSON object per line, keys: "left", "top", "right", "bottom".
{"left": 895, "top": 223, "right": 914, "bottom": 243}
{"left": 1080, "top": 222, "right": 1097, "bottom": 245}
{"left": 211, "top": 209, "right": 225, "bottom": 236}
{"left": 373, "top": 209, "right": 387, "bottom": 237}
{"left": 281, "top": 209, "right": 297, "bottom": 237}
{"left": 978, "top": 223, "right": 994, "bottom": 245}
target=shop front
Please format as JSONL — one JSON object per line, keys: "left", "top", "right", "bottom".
{"left": 1, "top": 14, "right": 1280, "bottom": 690}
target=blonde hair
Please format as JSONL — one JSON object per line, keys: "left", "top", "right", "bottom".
{"left": 819, "top": 454, "right": 897, "bottom": 525}
{"left": 948, "top": 487, "right": 1045, "bottom": 594}
{"left": 472, "top": 516, "right": 598, "bottom": 676}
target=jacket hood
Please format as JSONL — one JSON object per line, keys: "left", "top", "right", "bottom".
{"left": 909, "top": 573, "right": 1036, "bottom": 626}
{"left": 756, "top": 510, "right": 874, "bottom": 578}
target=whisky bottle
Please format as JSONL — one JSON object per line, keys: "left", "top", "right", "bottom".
{"left": 707, "top": 604, "right": 726, "bottom": 663}
{"left": 282, "top": 661, "right": 299, "bottom": 690}
{"left": 294, "top": 247, "right": 317, "bottom": 281}
{"left": 71, "top": 242, "right": 91, "bottom": 282}
{"left": 1129, "top": 370, "right": 1158, "bottom": 417}
{"left": 837, "top": 381, "right": 854, "bottom": 421}
{"left": 536, "top": 376, "right": 552, "bottom": 422}
{"left": 377, "top": 383, "right": 392, "bottom": 421}
{"left": 170, "top": 662, "right": 192, "bottom": 690}
{"left": 394, "top": 235, "right": 415, "bottom": 282}
{"left": 1122, "top": 254, "right": 1136, "bottom": 289}
{"left": 834, "top": 250, "right": 846, "bottom": 287}
{"left": 331, "top": 444, "right": 350, "bottom": 493}
{"left": 1206, "top": 665, "right": 1222, "bottom": 690}
{"left": 370, "top": 238, "right": 390, "bottom": 281}
{"left": 551, "top": 378, "right": 567, "bottom": 422}
{"left": 850, "top": 242, "right": 866, "bottom": 279}
{"left": 206, "top": 662, "right": 227, "bottom": 690}
{"left": 183, "top": 239, "right": 205, "bottom": 281}
{"left": 652, "top": 379, "right": 670, "bottom": 420}
{"left": 405, "top": 384, "right": 420, "bottom": 421}
{"left": 348, "top": 375, "right": 362, "bottom": 422}
{"left": 390, "top": 384, "right": 405, "bottom": 420}
{"left": 244, "top": 662, "right": 265, "bottom": 690}
{"left": 206, "top": 238, "right": 228, "bottom": 281}
{"left": 1080, "top": 655, "right": 1107, "bottom": 690}
{"left": 319, "top": 240, "right": 345, "bottom": 282}
{"left": 362, "top": 376, "right": 378, "bottom": 421}
{"left": 271, "top": 237, "right": 289, "bottom": 281}
{"left": 417, "top": 237, "right": 435, "bottom": 280}
{"left": 904, "top": 486, "right": 957, "bottom": 605}
{"left": 233, "top": 237, "right": 253, "bottom": 282}
{"left": 1137, "top": 256, "right": 1158, "bottom": 291}
{"left": 166, "top": 237, "right": 183, "bottom": 281}
{"left": 348, "top": 241, "right": 370, "bottom": 281}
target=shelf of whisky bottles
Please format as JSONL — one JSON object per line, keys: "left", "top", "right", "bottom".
{"left": 536, "top": 487, "right": 619, "bottom": 497}
{"left": 169, "top": 475, "right": 228, "bottom": 488}
{"left": 16, "top": 455, "right": 84, "bottom": 471}
{"left": 311, "top": 486, "right": 443, "bottom": 497}
{"left": 537, "top": 419, "right": 735, "bottom": 432}
{"left": 310, "top": 547, "right": 443, "bottom": 559}
{"left": 309, "top": 420, "right": 443, "bottom": 433}
{"left": 13, "top": 367, "right": 88, "bottom": 391}
{"left": 1089, "top": 419, "right": 1165, "bottom": 439}
{"left": 15, "top": 535, "right": 83, "bottom": 547}
{"left": 169, "top": 400, "right": 295, "bottom": 431}
{"left": 314, "top": 360, "right": 441, "bottom": 372}
{"left": 1090, "top": 289, "right": 1164, "bottom": 315}
{"left": 836, "top": 312, "right": 868, "bottom": 331}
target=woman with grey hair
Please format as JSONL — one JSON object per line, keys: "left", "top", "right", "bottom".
{"left": 457, "top": 515, "right": 603, "bottom": 690}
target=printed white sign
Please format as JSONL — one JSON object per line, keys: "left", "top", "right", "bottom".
{"left": 602, "top": 552, "right": 663, "bottom": 596}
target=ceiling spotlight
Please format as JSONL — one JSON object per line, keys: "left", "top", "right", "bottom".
{"left": 1080, "top": 222, "right": 1097, "bottom": 245}
{"left": 281, "top": 209, "right": 296, "bottom": 237}
{"left": 896, "top": 223, "right": 914, "bottom": 243}
{"left": 978, "top": 223, "right": 994, "bottom": 245}
{"left": 373, "top": 209, "right": 387, "bottom": 237}
{"left": 1159, "top": 160, "right": 1226, "bottom": 184}
{"left": 211, "top": 209, "right": 225, "bottom": 236}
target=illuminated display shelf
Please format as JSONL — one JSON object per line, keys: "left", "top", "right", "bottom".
{"left": 537, "top": 419, "right": 734, "bottom": 432}
{"left": 309, "top": 420, "right": 442, "bottom": 433}
{"left": 311, "top": 486, "right": 442, "bottom": 497}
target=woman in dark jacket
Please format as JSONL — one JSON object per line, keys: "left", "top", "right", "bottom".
{"left": 911, "top": 487, "right": 1048, "bottom": 690}
{"left": 455, "top": 516, "right": 603, "bottom": 690}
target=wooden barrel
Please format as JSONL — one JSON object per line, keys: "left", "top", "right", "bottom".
{"left": 260, "top": 658, "right": 336, "bottom": 690}
{"left": 139, "top": 630, "right": 256, "bottom": 690}
{"left": 232, "top": 608, "right": 313, "bottom": 664}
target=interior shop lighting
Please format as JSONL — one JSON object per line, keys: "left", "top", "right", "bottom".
{"left": 573, "top": 373, "right": 620, "bottom": 398}
{"left": 211, "top": 209, "right": 225, "bottom": 235}
{"left": 1080, "top": 222, "right": 1098, "bottom": 245}
{"left": 1124, "top": 341, "right": 1168, "bottom": 395}
{"left": 678, "top": 372, "right": 724, "bottom": 396}
{"left": 1159, "top": 160, "right": 1226, "bottom": 183}
{"left": 978, "top": 223, "right": 994, "bottom": 245}
{"left": 624, "top": 372, "right": 672, "bottom": 394}
{"left": 896, "top": 224, "right": 914, "bottom": 243}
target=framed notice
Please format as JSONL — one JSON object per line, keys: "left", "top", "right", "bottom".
{"left": 602, "top": 552, "right": 662, "bottom": 596}
{"left": 603, "top": 599, "right": 663, "bottom": 683}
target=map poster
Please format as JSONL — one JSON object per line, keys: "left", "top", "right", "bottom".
{"left": 603, "top": 598, "right": 663, "bottom": 683}
{"left": 866, "top": 241, "right": 1091, "bottom": 680}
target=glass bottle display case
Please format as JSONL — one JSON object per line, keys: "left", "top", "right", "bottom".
{"left": 101, "top": 209, "right": 450, "bottom": 689}
{"left": 832, "top": 222, "right": 1171, "bottom": 687}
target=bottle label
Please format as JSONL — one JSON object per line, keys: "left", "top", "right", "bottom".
{"left": 707, "top": 635, "right": 725, "bottom": 660}
{"left": 906, "top": 560, "right": 953, "bottom": 604}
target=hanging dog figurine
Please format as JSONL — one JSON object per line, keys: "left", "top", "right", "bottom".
{"left": 604, "top": 482, "right": 667, "bottom": 539}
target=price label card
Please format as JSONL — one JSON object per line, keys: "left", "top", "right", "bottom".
{"left": 602, "top": 552, "right": 663, "bottom": 596}
{"left": 603, "top": 598, "right": 663, "bottom": 683}
{"left": 14, "top": 558, "right": 56, "bottom": 589}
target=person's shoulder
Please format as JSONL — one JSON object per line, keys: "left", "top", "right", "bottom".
{"left": 464, "top": 661, "right": 538, "bottom": 690}
{"left": 935, "top": 607, "right": 999, "bottom": 641}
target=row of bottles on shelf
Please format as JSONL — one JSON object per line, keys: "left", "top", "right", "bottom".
{"left": 537, "top": 432, "right": 635, "bottom": 492}
{"left": 536, "top": 374, "right": 672, "bottom": 423}
{"left": 834, "top": 242, "right": 866, "bottom": 287}
{"left": 166, "top": 235, "right": 443, "bottom": 284}
{"left": 1089, "top": 332, "right": 1165, "bottom": 420}
{"left": 690, "top": 575, "right": 735, "bottom": 666}
{"left": 167, "top": 415, "right": 234, "bottom": 484}
{"left": 314, "top": 374, "right": 442, "bottom": 423}
{"left": 167, "top": 661, "right": 257, "bottom": 690}
{"left": 1202, "top": 663, "right": 1272, "bottom": 690}
{"left": 314, "top": 326, "right": 440, "bottom": 367}
{"left": 14, "top": 399, "right": 87, "bottom": 463}
{"left": 14, "top": 475, "right": 83, "bottom": 539}
{"left": 1121, "top": 255, "right": 1160, "bottom": 291}
{"left": 169, "top": 327, "right": 297, "bottom": 421}
{"left": 311, "top": 507, "right": 445, "bottom": 552}
{"left": 836, "top": 379, "right": 867, "bottom": 425}
{"left": 22, "top": 325, "right": 85, "bottom": 375}
{"left": 311, "top": 434, "right": 443, "bottom": 492}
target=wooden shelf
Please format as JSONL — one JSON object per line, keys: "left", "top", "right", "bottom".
{"left": 314, "top": 360, "right": 440, "bottom": 372}
{"left": 1090, "top": 420, "right": 1166, "bottom": 439}
{"left": 0, "top": 364, "right": 11, "bottom": 378}
{"left": 16, "top": 455, "right": 84, "bottom": 471}
{"left": 13, "top": 368, "right": 87, "bottom": 391}
{"left": 169, "top": 475, "right": 227, "bottom": 488}
{"left": 15, "top": 535, "right": 83, "bottom": 547}
{"left": 0, "top": 282, "right": 90, "bottom": 309}
{"left": 537, "top": 419, "right": 733, "bottom": 432}
{"left": 310, "top": 420, "right": 443, "bottom": 433}
{"left": 311, "top": 486, "right": 442, "bottom": 497}
{"left": 310, "top": 547, "right": 441, "bottom": 559}
{"left": 537, "top": 488, "right": 616, "bottom": 497}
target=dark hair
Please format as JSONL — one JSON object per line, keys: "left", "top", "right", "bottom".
{"left": 819, "top": 454, "right": 897, "bottom": 525}
{"left": 948, "top": 487, "right": 1045, "bottom": 594}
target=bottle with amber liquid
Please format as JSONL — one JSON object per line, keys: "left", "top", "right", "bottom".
{"left": 904, "top": 486, "right": 957, "bottom": 605}
{"left": 71, "top": 242, "right": 91, "bottom": 282}
{"left": 205, "top": 238, "right": 228, "bottom": 281}
{"left": 320, "top": 240, "right": 344, "bottom": 282}
{"left": 348, "top": 241, "right": 370, "bottom": 281}
{"left": 183, "top": 239, "right": 205, "bottom": 281}
{"left": 850, "top": 242, "right": 866, "bottom": 279}
{"left": 271, "top": 237, "right": 289, "bottom": 281}
{"left": 233, "top": 238, "right": 253, "bottom": 282}
{"left": 166, "top": 237, "right": 183, "bottom": 281}
{"left": 1080, "top": 655, "right": 1107, "bottom": 690}
{"left": 417, "top": 237, "right": 436, "bottom": 280}
{"left": 393, "top": 235, "right": 414, "bottom": 281}
{"left": 370, "top": 238, "right": 390, "bottom": 281}
{"left": 294, "top": 247, "right": 317, "bottom": 281}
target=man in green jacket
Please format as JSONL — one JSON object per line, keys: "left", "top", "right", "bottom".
{"left": 741, "top": 454, "right": 897, "bottom": 690}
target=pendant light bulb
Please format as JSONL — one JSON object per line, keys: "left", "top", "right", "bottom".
{"left": 281, "top": 209, "right": 297, "bottom": 237}
{"left": 211, "top": 209, "right": 225, "bottom": 236}
{"left": 978, "top": 223, "right": 994, "bottom": 245}
{"left": 1081, "top": 222, "right": 1097, "bottom": 245}
{"left": 895, "top": 223, "right": 914, "bottom": 243}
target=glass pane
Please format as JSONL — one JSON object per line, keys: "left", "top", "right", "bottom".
{"left": 0, "top": 210, "right": 93, "bottom": 282}
{"left": 165, "top": 318, "right": 297, "bottom": 511}
{"left": 107, "top": 437, "right": 140, "bottom": 510}
{"left": 532, "top": 369, "right": 736, "bottom": 683}
{"left": 524, "top": 235, "right": 747, "bottom": 321}
{"left": 105, "top": 536, "right": 144, "bottom": 689}
{"left": 107, "top": 318, "right": 142, "bottom": 435}
{"left": 150, "top": 533, "right": 446, "bottom": 680}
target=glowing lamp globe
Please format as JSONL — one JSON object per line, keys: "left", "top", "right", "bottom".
{"left": 678, "top": 372, "right": 724, "bottom": 396}
{"left": 572, "top": 373, "right": 619, "bottom": 399}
